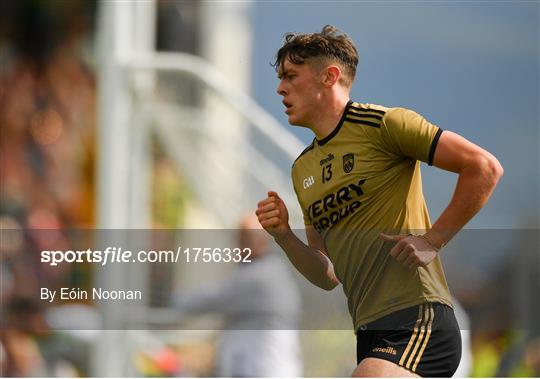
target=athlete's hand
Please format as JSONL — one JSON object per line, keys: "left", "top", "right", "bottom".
{"left": 380, "top": 233, "right": 438, "bottom": 269}
{"left": 256, "top": 191, "right": 291, "bottom": 240}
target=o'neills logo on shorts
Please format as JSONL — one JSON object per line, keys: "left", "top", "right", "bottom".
{"left": 372, "top": 347, "right": 397, "bottom": 355}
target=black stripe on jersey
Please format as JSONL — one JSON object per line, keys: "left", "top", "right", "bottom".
{"left": 350, "top": 105, "right": 386, "bottom": 115}
{"left": 344, "top": 118, "right": 380, "bottom": 128}
{"left": 292, "top": 140, "right": 315, "bottom": 166}
{"left": 347, "top": 111, "right": 383, "bottom": 121}
{"left": 317, "top": 100, "right": 353, "bottom": 146}
{"left": 428, "top": 128, "right": 443, "bottom": 166}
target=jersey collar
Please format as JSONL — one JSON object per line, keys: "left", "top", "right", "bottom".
{"left": 316, "top": 100, "right": 353, "bottom": 146}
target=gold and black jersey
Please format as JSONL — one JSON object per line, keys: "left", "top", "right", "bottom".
{"left": 291, "top": 101, "right": 453, "bottom": 331}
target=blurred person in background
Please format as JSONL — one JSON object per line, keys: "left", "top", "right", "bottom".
{"left": 173, "top": 214, "right": 303, "bottom": 377}
{"left": 2, "top": 297, "right": 90, "bottom": 376}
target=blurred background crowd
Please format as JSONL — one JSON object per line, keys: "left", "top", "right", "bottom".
{"left": 1, "top": 0, "right": 97, "bottom": 375}
{"left": 0, "top": 0, "right": 539, "bottom": 377}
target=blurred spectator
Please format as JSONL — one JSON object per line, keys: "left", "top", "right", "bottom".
{"left": 496, "top": 333, "right": 540, "bottom": 377}
{"left": 2, "top": 297, "right": 90, "bottom": 376}
{"left": 173, "top": 214, "right": 303, "bottom": 377}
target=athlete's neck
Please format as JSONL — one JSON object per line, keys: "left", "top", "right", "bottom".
{"left": 310, "top": 97, "right": 350, "bottom": 141}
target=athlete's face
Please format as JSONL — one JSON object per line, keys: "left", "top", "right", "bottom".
{"left": 277, "top": 58, "right": 324, "bottom": 127}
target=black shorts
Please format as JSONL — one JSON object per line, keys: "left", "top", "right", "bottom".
{"left": 356, "top": 302, "right": 461, "bottom": 377}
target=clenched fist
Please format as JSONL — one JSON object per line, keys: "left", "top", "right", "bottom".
{"left": 255, "top": 191, "right": 290, "bottom": 239}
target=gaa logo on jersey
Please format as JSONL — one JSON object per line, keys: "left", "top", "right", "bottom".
{"left": 303, "top": 175, "right": 315, "bottom": 189}
{"left": 343, "top": 153, "right": 354, "bottom": 173}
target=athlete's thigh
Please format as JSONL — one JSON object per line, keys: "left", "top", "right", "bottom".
{"left": 352, "top": 357, "right": 420, "bottom": 378}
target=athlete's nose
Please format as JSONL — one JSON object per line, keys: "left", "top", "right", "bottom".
{"left": 277, "top": 80, "right": 287, "bottom": 96}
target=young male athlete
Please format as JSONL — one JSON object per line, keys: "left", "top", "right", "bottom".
{"left": 255, "top": 25, "right": 503, "bottom": 377}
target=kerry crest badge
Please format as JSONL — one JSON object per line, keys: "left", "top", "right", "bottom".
{"left": 343, "top": 153, "right": 354, "bottom": 173}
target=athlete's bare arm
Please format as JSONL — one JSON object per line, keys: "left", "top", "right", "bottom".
{"left": 256, "top": 191, "right": 340, "bottom": 290}
{"left": 429, "top": 131, "right": 503, "bottom": 241}
{"left": 381, "top": 131, "right": 503, "bottom": 267}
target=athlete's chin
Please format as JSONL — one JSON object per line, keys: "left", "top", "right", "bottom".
{"left": 287, "top": 115, "right": 309, "bottom": 128}
{"left": 288, "top": 117, "right": 301, "bottom": 126}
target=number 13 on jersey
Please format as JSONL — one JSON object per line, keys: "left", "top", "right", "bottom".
{"left": 322, "top": 164, "right": 333, "bottom": 183}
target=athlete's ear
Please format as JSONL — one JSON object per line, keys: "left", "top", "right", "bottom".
{"left": 322, "top": 66, "right": 341, "bottom": 87}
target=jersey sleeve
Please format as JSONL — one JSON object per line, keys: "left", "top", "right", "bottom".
{"left": 379, "top": 108, "right": 443, "bottom": 165}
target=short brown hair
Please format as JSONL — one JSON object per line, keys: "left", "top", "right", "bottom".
{"left": 273, "top": 25, "right": 359, "bottom": 87}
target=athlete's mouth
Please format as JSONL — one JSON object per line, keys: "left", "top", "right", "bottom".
{"left": 283, "top": 100, "right": 292, "bottom": 109}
